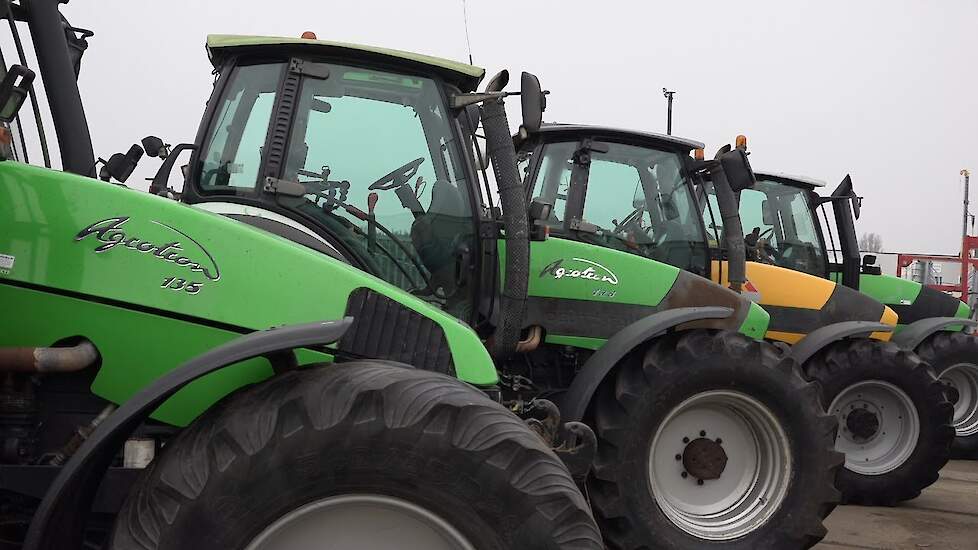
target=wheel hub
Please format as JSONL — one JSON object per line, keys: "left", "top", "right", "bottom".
{"left": 682, "top": 437, "right": 727, "bottom": 480}
{"left": 845, "top": 407, "right": 880, "bottom": 441}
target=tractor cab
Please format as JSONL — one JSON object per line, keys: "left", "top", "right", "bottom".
{"left": 518, "top": 124, "right": 715, "bottom": 277}
{"left": 699, "top": 171, "right": 832, "bottom": 279}
{"left": 152, "top": 36, "right": 493, "bottom": 323}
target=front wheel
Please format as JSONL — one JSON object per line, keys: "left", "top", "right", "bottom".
{"left": 588, "top": 330, "right": 840, "bottom": 549}
{"left": 805, "top": 339, "right": 953, "bottom": 504}
{"left": 111, "top": 362, "right": 603, "bottom": 550}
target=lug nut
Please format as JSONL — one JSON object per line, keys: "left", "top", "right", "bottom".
{"left": 683, "top": 437, "right": 690, "bottom": 444}
{"left": 715, "top": 438, "right": 722, "bottom": 444}
{"left": 681, "top": 471, "right": 688, "bottom": 478}
{"left": 697, "top": 479, "right": 704, "bottom": 486}
{"left": 699, "top": 430, "right": 706, "bottom": 437}
{"left": 675, "top": 454, "right": 682, "bottom": 461}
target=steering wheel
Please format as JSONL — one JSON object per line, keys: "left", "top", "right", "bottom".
{"left": 368, "top": 158, "right": 425, "bottom": 191}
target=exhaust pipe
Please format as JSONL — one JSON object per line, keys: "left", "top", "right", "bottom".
{"left": 0, "top": 340, "right": 99, "bottom": 373}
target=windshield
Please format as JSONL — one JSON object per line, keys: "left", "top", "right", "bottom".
{"left": 701, "top": 179, "right": 828, "bottom": 277}
{"left": 196, "top": 61, "right": 476, "bottom": 307}
{"left": 529, "top": 140, "right": 708, "bottom": 275}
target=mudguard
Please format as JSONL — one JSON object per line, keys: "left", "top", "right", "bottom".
{"left": 892, "top": 317, "right": 978, "bottom": 351}
{"left": 789, "top": 321, "right": 892, "bottom": 366}
{"left": 24, "top": 318, "right": 353, "bottom": 550}
{"left": 558, "top": 307, "right": 733, "bottom": 422}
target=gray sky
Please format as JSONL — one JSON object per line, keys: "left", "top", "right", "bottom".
{"left": 61, "top": 0, "right": 977, "bottom": 254}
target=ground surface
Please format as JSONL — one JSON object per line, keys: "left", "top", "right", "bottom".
{"left": 817, "top": 460, "right": 978, "bottom": 549}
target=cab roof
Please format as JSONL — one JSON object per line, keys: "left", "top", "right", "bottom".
{"left": 528, "top": 123, "right": 705, "bottom": 152}
{"left": 206, "top": 34, "right": 486, "bottom": 92}
{"left": 755, "top": 171, "right": 827, "bottom": 188}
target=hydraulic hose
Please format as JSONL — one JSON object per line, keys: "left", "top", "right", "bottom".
{"left": 711, "top": 168, "right": 746, "bottom": 293}
{"left": 481, "top": 98, "right": 528, "bottom": 359}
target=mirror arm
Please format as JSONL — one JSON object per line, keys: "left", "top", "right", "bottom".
{"left": 149, "top": 143, "right": 197, "bottom": 196}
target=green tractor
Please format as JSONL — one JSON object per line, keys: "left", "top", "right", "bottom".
{"left": 728, "top": 167, "right": 978, "bottom": 457}
{"left": 514, "top": 124, "right": 954, "bottom": 506}
{"left": 0, "top": 2, "right": 843, "bottom": 549}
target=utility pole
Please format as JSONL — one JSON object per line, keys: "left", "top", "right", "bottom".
{"left": 662, "top": 88, "right": 675, "bottom": 135}
{"left": 962, "top": 169, "right": 972, "bottom": 307}
{"left": 963, "top": 169, "right": 971, "bottom": 243}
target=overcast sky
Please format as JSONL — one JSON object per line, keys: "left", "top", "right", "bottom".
{"left": 59, "top": 0, "right": 977, "bottom": 254}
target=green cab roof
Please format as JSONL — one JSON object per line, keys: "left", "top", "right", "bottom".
{"left": 206, "top": 34, "right": 485, "bottom": 91}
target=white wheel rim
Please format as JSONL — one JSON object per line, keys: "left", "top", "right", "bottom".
{"left": 940, "top": 363, "right": 978, "bottom": 437}
{"left": 244, "top": 494, "right": 476, "bottom": 550}
{"left": 830, "top": 380, "right": 920, "bottom": 475}
{"left": 648, "top": 390, "right": 792, "bottom": 541}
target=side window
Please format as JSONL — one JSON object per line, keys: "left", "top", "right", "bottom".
{"left": 582, "top": 159, "right": 642, "bottom": 230}
{"left": 198, "top": 64, "right": 282, "bottom": 190}
{"left": 529, "top": 142, "right": 577, "bottom": 226}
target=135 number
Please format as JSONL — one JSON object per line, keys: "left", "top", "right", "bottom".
{"left": 161, "top": 277, "right": 202, "bottom": 294}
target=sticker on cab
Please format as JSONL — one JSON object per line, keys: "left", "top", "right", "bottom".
{"left": 0, "top": 253, "right": 14, "bottom": 275}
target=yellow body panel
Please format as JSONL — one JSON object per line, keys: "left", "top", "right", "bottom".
{"left": 711, "top": 261, "right": 895, "bottom": 342}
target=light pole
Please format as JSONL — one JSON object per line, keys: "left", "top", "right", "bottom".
{"left": 662, "top": 88, "right": 675, "bottom": 135}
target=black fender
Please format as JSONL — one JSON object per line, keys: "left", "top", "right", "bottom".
{"left": 892, "top": 316, "right": 978, "bottom": 351}
{"left": 789, "top": 320, "right": 891, "bottom": 365}
{"left": 24, "top": 318, "right": 353, "bottom": 550}
{"left": 558, "top": 306, "right": 733, "bottom": 422}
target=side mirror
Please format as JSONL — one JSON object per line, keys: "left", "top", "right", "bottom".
{"left": 719, "top": 148, "right": 756, "bottom": 192}
{"left": 852, "top": 195, "right": 862, "bottom": 220}
{"left": 0, "top": 65, "right": 35, "bottom": 123}
{"left": 761, "top": 199, "right": 774, "bottom": 225}
{"left": 99, "top": 144, "right": 143, "bottom": 183}
{"left": 141, "top": 136, "right": 169, "bottom": 159}
{"left": 520, "top": 71, "right": 546, "bottom": 134}
{"left": 528, "top": 198, "right": 553, "bottom": 241}
{"left": 862, "top": 254, "right": 877, "bottom": 267}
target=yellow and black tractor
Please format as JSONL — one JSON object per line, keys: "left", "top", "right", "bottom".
{"left": 517, "top": 124, "right": 953, "bottom": 506}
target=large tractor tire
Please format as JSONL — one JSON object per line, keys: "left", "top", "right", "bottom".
{"left": 805, "top": 339, "right": 953, "bottom": 505}
{"left": 588, "top": 330, "right": 840, "bottom": 550}
{"left": 916, "top": 331, "right": 978, "bottom": 459}
{"left": 110, "top": 362, "right": 602, "bottom": 550}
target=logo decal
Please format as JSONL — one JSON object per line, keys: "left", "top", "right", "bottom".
{"left": 75, "top": 217, "right": 220, "bottom": 294}
{"left": 540, "top": 258, "right": 619, "bottom": 285}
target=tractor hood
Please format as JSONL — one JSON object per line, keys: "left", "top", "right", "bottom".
{"left": 712, "top": 260, "right": 897, "bottom": 344}
{"left": 854, "top": 272, "right": 972, "bottom": 327}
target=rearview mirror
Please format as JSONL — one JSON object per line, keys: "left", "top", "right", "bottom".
{"left": 719, "top": 148, "right": 756, "bottom": 192}
{"left": 520, "top": 71, "right": 546, "bottom": 134}
{"left": 0, "top": 65, "right": 35, "bottom": 123}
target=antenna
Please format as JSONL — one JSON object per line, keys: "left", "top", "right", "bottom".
{"left": 461, "top": 0, "right": 474, "bottom": 65}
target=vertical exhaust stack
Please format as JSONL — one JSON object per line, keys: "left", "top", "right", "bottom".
{"left": 24, "top": 0, "right": 96, "bottom": 175}
{"left": 480, "top": 71, "right": 529, "bottom": 359}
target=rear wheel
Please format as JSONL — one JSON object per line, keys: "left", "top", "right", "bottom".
{"left": 805, "top": 339, "right": 953, "bottom": 504}
{"left": 588, "top": 330, "right": 840, "bottom": 549}
{"left": 916, "top": 331, "right": 978, "bottom": 458}
{"left": 111, "top": 362, "right": 602, "bottom": 550}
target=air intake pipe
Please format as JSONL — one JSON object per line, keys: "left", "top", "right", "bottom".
{"left": 480, "top": 72, "right": 529, "bottom": 359}
{"left": 710, "top": 149, "right": 747, "bottom": 293}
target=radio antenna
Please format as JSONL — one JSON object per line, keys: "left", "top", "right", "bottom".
{"left": 461, "top": 0, "right": 474, "bottom": 64}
